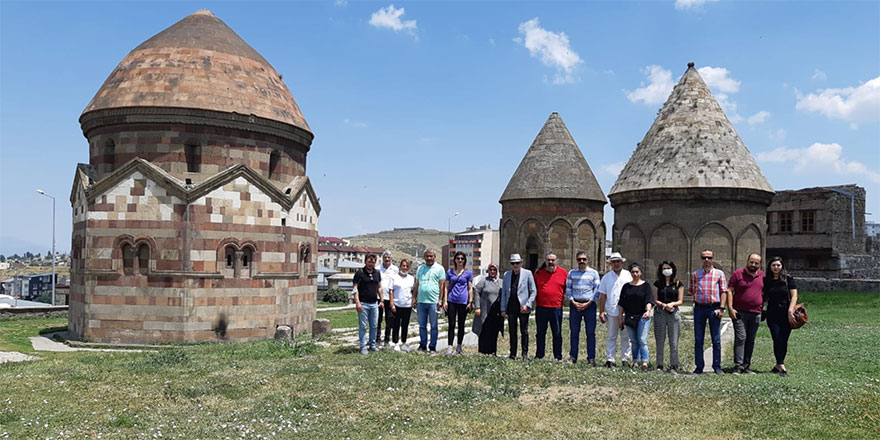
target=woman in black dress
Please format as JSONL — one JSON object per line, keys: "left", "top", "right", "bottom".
{"left": 763, "top": 256, "right": 799, "bottom": 377}
{"left": 473, "top": 263, "right": 503, "bottom": 355}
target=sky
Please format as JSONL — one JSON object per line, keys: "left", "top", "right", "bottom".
{"left": 1, "top": 0, "right": 878, "bottom": 255}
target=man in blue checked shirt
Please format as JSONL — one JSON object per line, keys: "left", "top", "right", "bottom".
{"left": 566, "top": 250, "right": 601, "bottom": 366}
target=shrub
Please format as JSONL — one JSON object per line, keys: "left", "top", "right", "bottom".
{"left": 322, "top": 288, "right": 349, "bottom": 303}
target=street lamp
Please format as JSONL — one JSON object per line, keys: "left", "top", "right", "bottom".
{"left": 36, "top": 189, "right": 56, "bottom": 306}
{"left": 447, "top": 212, "right": 459, "bottom": 266}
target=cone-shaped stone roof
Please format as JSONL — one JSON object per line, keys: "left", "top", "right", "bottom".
{"left": 82, "top": 10, "right": 310, "bottom": 133}
{"left": 500, "top": 112, "right": 607, "bottom": 204}
{"left": 609, "top": 63, "right": 772, "bottom": 197}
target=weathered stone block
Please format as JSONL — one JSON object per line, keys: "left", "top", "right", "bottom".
{"left": 312, "top": 319, "right": 331, "bottom": 337}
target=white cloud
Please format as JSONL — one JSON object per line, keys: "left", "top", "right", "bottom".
{"left": 757, "top": 142, "right": 880, "bottom": 183}
{"left": 773, "top": 128, "right": 787, "bottom": 140}
{"left": 747, "top": 110, "right": 771, "bottom": 125}
{"left": 516, "top": 18, "right": 583, "bottom": 84}
{"left": 335, "top": 0, "right": 348, "bottom": 7}
{"left": 697, "top": 66, "right": 740, "bottom": 93}
{"left": 795, "top": 76, "right": 880, "bottom": 122}
{"left": 601, "top": 162, "right": 627, "bottom": 176}
{"left": 811, "top": 69, "right": 827, "bottom": 81}
{"left": 626, "top": 65, "right": 675, "bottom": 105}
{"left": 675, "top": 0, "right": 719, "bottom": 10}
{"left": 369, "top": 4, "right": 417, "bottom": 35}
{"left": 343, "top": 118, "right": 368, "bottom": 128}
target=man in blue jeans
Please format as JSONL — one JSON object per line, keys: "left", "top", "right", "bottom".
{"left": 566, "top": 251, "right": 601, "bottom": 366}
{"left": 689, "top": 249, "right": 728, "bottom": 374}
{"left": 413, "top": 250, "right": 445, "bottom": 352}
{"left": 353, "top": 254, "right": 384, "bottom": 355}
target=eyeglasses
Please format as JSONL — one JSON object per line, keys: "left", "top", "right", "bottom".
{"left": 577, "top": 258, "right": 587, "bottom": 262}
{"left": 455, "top": 257, "right": 465, "bottom": 260}
{"left": 701, "top": 256, "right": 714, "bottom": 260}
{"left": 511, "top": 262, "right": 521, "bottom": 265}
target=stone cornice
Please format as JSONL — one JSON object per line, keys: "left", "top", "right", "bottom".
{"left": 80, "top": 106, "right": 314, "bottom": 151}
{"left": 608, "top": 187, "right": 775, "bottom": 207}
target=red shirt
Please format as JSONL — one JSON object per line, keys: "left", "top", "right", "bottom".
{"left": 534, "top": 266, "right": 568, "bottom": 308}
{"left": 728, "top": 268, "right": 764, "bottom": 313}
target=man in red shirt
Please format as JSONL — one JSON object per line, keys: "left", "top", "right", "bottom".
{"left": 534, "top": 253, "right": 568, "bottom": 360}
{"left": 727, "top": 253, "right": 764, "bottom": 375}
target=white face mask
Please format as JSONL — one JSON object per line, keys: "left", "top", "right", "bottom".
{"left": 662, "top": 268, "right": 673, "bottom": 277}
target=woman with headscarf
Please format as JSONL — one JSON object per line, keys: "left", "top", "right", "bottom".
{"left": 473, "top": 263, "right": 503, "bottom": 355}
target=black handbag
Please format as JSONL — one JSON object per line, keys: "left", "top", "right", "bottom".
{"left": 624, "top": 313, "right": 640, "bottom": 329}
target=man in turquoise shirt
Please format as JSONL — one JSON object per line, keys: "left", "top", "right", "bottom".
{"left": 414, "top": 250, "right": 445, "bottom": 352}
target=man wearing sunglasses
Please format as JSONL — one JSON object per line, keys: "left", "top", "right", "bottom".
{"left": 566, "top": 251, "right": 601, "bottom": 365}
{"left": 500, "top": 253, "right": 537, "bottom": 360}
{"left": 689, "top": 249, "right": 728, "bottom": 374}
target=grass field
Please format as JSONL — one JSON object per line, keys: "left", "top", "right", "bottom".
{"left": 1, "top": 292, "right": 877, "bottom": 439}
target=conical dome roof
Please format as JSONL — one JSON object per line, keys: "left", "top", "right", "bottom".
{"left": 500, "top": 112, "right": 607, "bottom": 204}
{"left": 609, "top": 63, "right": 772, "bottom": 198}
{"left": 82, "top": 10, "right": 310, "bottom": 133}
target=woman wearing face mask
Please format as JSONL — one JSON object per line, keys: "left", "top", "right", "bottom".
{"left": 652, "top": 261, "right": 684, "bottom": 373}
{"left": 763, "top": 256, "right": 798, "bottom": 377}
{"left": 618, "top": 263, "right": 654, "bottom": 371}
{"left": 472, "top": 263, "right": 503, "bottom": 355}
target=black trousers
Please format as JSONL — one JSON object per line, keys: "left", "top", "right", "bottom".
{"left": 447, "top": 302, "right": 468, "bottom": 347}
{"left": 767, "top": 308, "right": 792, "bottom": 365}
{"left": 478, "top": 300, "right": 503, "bottom": 355}
{"left": 391, "top": 306, "right": 412, "bottom": 344}
{"left": 507, "top": 296, "right": 529, "bottom": 358}
{"left": 377, "top": 299, "right": 393, "bottom": 343}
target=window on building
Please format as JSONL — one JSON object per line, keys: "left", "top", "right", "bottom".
{"left": 779, "top": 211, "right": 793, "bottom": 233}
{"left": 122, "top": 244, "right": 134, "bottom": 276}
{"left": 801, "top": 210, "right": 816, "bottom": 233}
{"left": 104, "top": 139, "right": 115, "bottom": 168}
{"left": 185, "top": 140, "right": 201, "bottom": 173}
{"left": 241, "top": 247, "right": 254, "bottom": 277}
{"left": 807, "top": 257, "right": 819, "bottom": 269}
{"left": 268, "top": 151, "right": 280, "bottom": 179}
{"left": 137, "top": 245, "right": 150, "bottom": 275}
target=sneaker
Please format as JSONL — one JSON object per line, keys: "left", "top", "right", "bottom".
{"left": 588, "top": 359, "right": 597, "bottom": 367}
{"left": 604, "top": 361, "right": 615, "bottom": 368}
{"left": 714, "top": 368, "right": 725, "bottom": 375}
{"left": 401, "top": 344, "right": 414, "bottom": 352}
{"left": 360, "top": 347, "right": 369, "bottom": 355}
{"left": 568, "top": 357, "right": 577, "bottom": 364}
{"left": 455, "top": 345, "right": 463, "bottom": 355}
{"left": 370, "top": 345, "right": 381, "bottom": 352}
{"left": 744, "top": 368, "right": 757, "bottom": 375}
{"left": 444, "top": 347, "right": 455, "bottom": 356}
{"left": 732, "top": 366, "right": 744, "bottom": 375}
{"left": 393, "top": 343, "right": 401, "bottom": 352}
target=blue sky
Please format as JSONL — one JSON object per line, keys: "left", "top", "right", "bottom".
{"left": 1, "top": 0, "right": 878, "bottom": 254}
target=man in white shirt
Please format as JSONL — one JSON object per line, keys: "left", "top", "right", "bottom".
{"left": 377, "top": 250, "right": 399, "bottom": 347}
{"left": 598, "top": 252, "right": 633, "bottom": 367}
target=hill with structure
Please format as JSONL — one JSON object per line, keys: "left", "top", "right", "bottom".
{"left": 345, "top": 228, "right": 451, "bottom": 264}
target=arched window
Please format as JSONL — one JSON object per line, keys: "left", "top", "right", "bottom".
{"left": 137, "top": 244, "right": 150, "bottom": 276}
{"left": 268, "top": 150, "right": 280, "bottom": 179}
{"left": 122, "top": 244, "right": 135, "bottom": 275}
{"left": 185, "top": 140, "right": 201, "bottom": 173}
{"left": 104, "top": 139, "right": 116, "bottom": 169}
{"left": 241, "top": 247, "right": 254, "bottom": 277}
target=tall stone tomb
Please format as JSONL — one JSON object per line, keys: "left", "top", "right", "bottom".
{"left": 609, "top": 63, "right": 774, "bottom": 277}
{"left": 499, "top": 113, "right": 607, "bottom": 271}
{"left": 68, "top": 10, "right": 320, "bottom": 343}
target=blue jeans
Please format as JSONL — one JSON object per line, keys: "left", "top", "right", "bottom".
{"left": 569, "top": 302, "right": 597, "bottom": 361}
{"left": 626, "top": 316, "right": 652, "bottom": 362}
{"left": 358, "top": 302, "right": 379, "bottom": 349}
{"left": 535, "top": 306, "right": 563, "bottom": 360}
{"left": 417, "top": 302, "right": 438, "bottom": 350}
{"left": 693, "top": 304, "right": 722, "bottom": 371}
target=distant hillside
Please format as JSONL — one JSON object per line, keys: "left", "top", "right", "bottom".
{"left": 345, "top": 228, "right": 451, "bottom": 263}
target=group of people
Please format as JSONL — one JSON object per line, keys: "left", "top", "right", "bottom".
{"left": 351, "top": 247, "right": 800, "bottom": 376}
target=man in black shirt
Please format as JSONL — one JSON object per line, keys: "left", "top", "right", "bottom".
{"left": 354, "top": 254, "right": 383, "bottom": 355}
